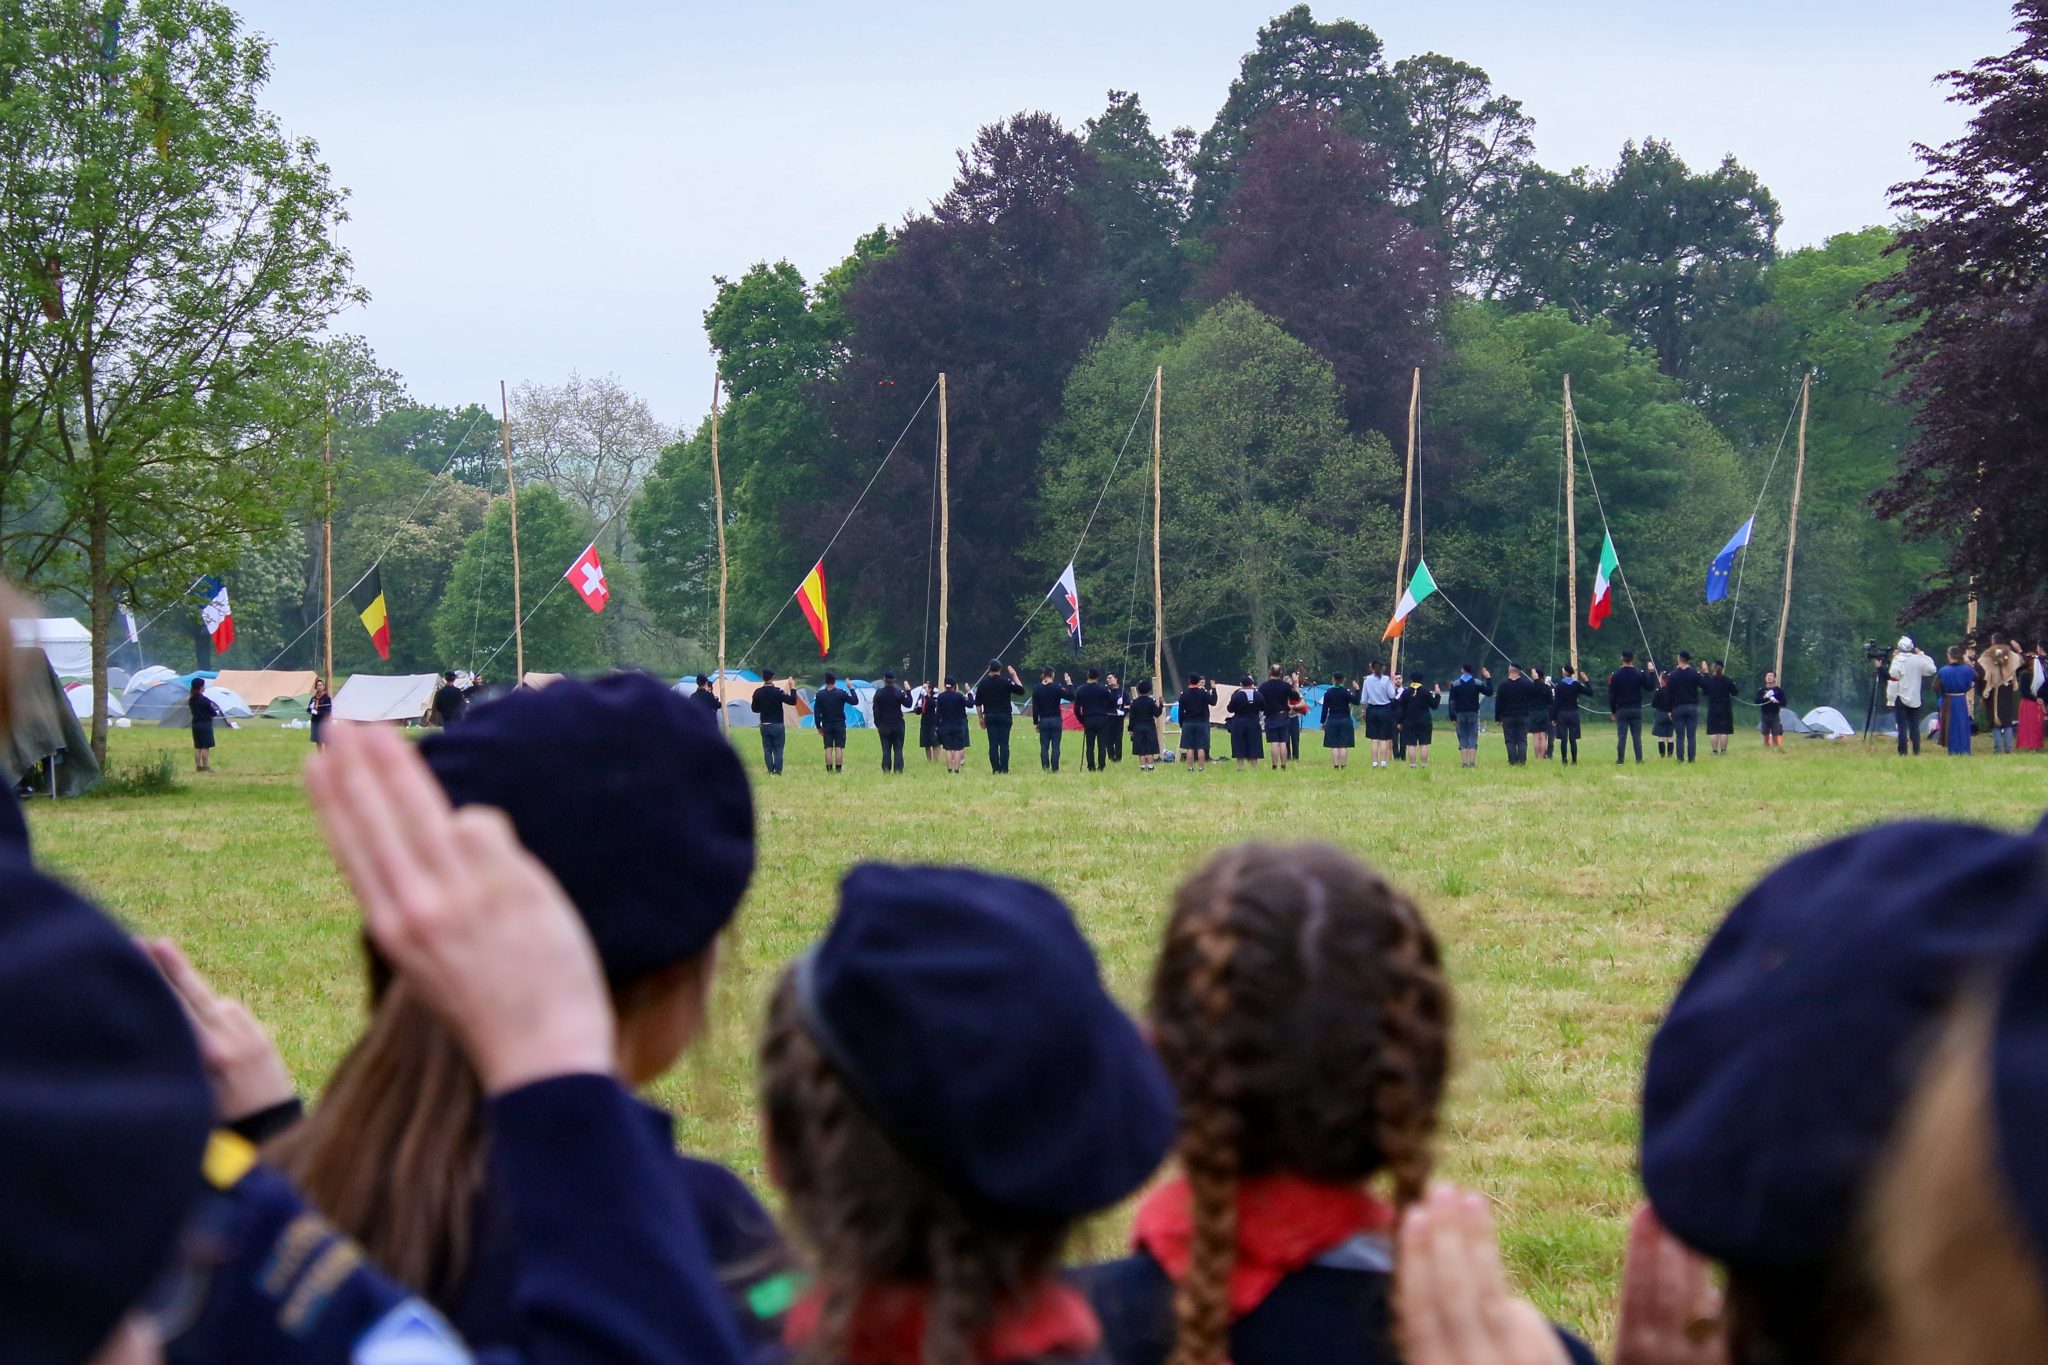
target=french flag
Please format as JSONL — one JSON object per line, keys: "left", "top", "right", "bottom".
{"left": 199, "top": 577, "right": 234, "bottom": 653}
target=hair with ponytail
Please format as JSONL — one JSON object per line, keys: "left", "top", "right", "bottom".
{"left": 759, "top": 972, "right": 1069, "bottom": 1365}
{"left": 1149, "top": 842, "right": 1452, "bottom": 1365}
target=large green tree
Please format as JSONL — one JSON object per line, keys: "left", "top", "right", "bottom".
{"left": 5, "top": 0, "right": 359, "bottom": 759}
{"left": 1032, "top": 298, "right": 1399, "bottom": 679}
{"left": 1079, "top": 90, "right": 1192, "bottom": 322}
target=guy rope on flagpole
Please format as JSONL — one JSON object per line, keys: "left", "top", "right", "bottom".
{"left": 989, "top": 381, "right": 1155, "bottom": 665}
{"left": 1569, "top": 420, "right": 1658, "bottom": 665}
{"left": 1721, "top": 387, "right": 1805, "bottom": 666}
{"left": 734, "top": 377, "right": 940, "bottom": 668}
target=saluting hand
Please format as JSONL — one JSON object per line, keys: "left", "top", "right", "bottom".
{"left": 1612, "top": 1205, "right": 1726, "bottom": 1365}
{"left": 1397, "top": 1185, "right": 1569, "bottom": 1365}
{"left": 140, "top": 936, "right": 295, "bottom": 1125}
{"left": 306, "top": 722, "right": 615, "bottom": 1095}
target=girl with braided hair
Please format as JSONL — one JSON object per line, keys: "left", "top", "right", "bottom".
{"left": 759, "top": 863, "right": 1176, "bottom": 1365}
{"left": 1080, "top": 843, "right": 1595, "bottom": 1365}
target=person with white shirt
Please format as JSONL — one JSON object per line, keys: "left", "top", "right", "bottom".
{"left": 1888, "top": 636, "right": 1940, "bottom": 756}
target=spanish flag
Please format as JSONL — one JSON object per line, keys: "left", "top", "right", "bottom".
{"left": 796, "top": 560, "right": 829, "bottom": 657}
{"left": 351, "top": 567, "right": 391, "bottom": 661}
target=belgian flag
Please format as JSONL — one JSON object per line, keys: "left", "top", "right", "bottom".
{"left": 351, "top": 568, "right": 391, "bottom": 661}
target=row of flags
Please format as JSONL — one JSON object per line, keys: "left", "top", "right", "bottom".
{"left": 182, "top": 543, "right": 612, "bottom": 661}
{"left": 780, "top": 556, "right": 1087, "bottom": 662}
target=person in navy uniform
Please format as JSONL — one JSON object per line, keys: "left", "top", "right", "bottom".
{"left": 871, "top": 671, "right": 913, "bottom": 773}
{"left": 432, "top": 670, "right": 469, "bottom": 728}
{"left": 1606, "top": 650, "right": 1656, "bottom": 764}
{"left": 1105, "top": 671, "right": 1130, "bottom": 764}
{"left": 1128, "top": 679, "right": 1164, "bottom": 771}
{"left": 1755, "top": 671, "right": 1787, "bottom": 749}
{"left": 1320, "top": 673, "right": 1359, "bottom": 768}
{"left": 1702, "top": 659, "right": 1739, "bottom": 755}
{"left": 1639, "top": 818, "right": 2048, "bottom": 1365}
{"left": 1665, "top": 651, "right": 1703, "bottom": 762}
{"left": 1177, "top": 674, "right": 1217, "bottom": 771}
{"left": 1256, "top": 665, "right": 1300, "bottom": 771}
{"left": 916, "top": 679, "right": 942, "bottom": 762}
{"left": 975, "top": 660, "right": 1027, "bottom": 775}
{"left": 1446, "top": 665, "right": 1492, "bottom": 768}
{"left": 759, "top": 864, "right": 1175, "bottom": 1365}
{"left": 1493, "top": 663, "right": 1543, "bottom": 767}
{"left": 689, "top": 674, "right": 721, "bottom": 719}
{"left": 1031, "top": 667, "right": 1073, "bottom": 773}
{"left": 1073, "top": 668, "right": 1116, "bottom": 773}
{"left": 307, "top": 676, "right": 335, "bottom": 749}
{"left": 1550, "top": 664, "right": 1590, "bottom": 765}
{"left": 931, "top": 676, "right": 973, "bottom": 774}
{"left": 1079, "top": 843, "right": 1595, "bottom": 1365}
{"left": 1396, "top": 672, "right": 1440, "bottom": 768}
{"left": 1226, "top": 675, "right": 1264, "bottom": 771}
{"left": 750, "top": 669, "right": 799, "bottom": 775}
{"left": 1529, "top": 667, "right": 1555, "bottom": 760}
{"left": 1360, "top": 661, "right": 1400, "bottom": 769}
{"left": 813, "top": 671, "right": 858, "bottom": 774}
{"left": 1651, "top": 672, "right": 1676, "bottom": 759}
{"left": 189, "top": 677, "right": 223, "bottom": 773}
{"left": 262, "top": 677, "right": 789, "bottom": 1361}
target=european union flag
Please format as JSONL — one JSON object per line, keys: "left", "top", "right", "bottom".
{"left": 1705, "top": 517, "right": 1754, "bottom": 603}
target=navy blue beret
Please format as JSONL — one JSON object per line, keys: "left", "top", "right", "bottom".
{"left": 797, "top": 864, "right": 1176, "bottom": 1218}
{"left": 1991, "top": 842, "right": 2048, "bottom": 1265}
{"left": 421, "top": 672, "right": 755, "bottom": 984}
{"left": 1643, "top": 819, "right": 2044, "bottom": 1270}
{"left": 0, "top": 858, "right": 213, "bottom": 1361}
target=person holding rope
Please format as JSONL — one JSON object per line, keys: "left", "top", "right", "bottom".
{"left": 1551, "top": 664, "right": 1589, "bottom": 765}
{"left": 1607, "top": 650, "right": 1656, "bottom": 765}
{"left": 1755, "top": 671, "right": 1788, "bottom": 750}
{"left": 1320, "top": 672, "right": 1359, "bottom": 768}
{"left": 1106, "top": 671, "right": 1130, "bottom": 765}
{"left": 871, "top": 671, "right": 913, "bottom": 774}
{"left": 1031, "top": 667, "right": 1072, "bottom": 773}
{"left": 1448, "top": 664, "right": 1492, "bottom": 768}
{"left": 1177, "top": 673, "right": 1216, "bottom": 771}
{"left": 1666, "top": 652, "right": 1702, "bottom": 762}
{"left": 1362, "top": 659, "right": 1400, "bottom": 769}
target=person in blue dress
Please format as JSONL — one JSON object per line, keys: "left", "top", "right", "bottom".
{"left": 1939, "top": 645, "right": 1978, "bottom": 755}
{"left": 189, "top": 677, "right": 223, "bottom": 772}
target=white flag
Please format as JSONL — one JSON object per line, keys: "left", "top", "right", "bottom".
{"left": 1054, "top": 563, "right": 1082, "bottom": 652}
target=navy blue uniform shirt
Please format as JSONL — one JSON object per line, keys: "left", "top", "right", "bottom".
{"left": 1031, "top": 682, "right": 1072, "bottom": 721}
{"left": 871, "top": 684, "right": 912, "bottom": 730}
{"left": 812, "top": 686, "right": 856, "bottom": 727}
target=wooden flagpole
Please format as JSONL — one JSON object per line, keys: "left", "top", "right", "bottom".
{"left": 937, "top": 372, "right": 950, "bottom": 688}
{"left": 1151, "top": 365, "right": 1164, "bottom": 690}
{"left": 1564, "top": 375, "right": 1579, "bottom": 675}
{"left": 499, "top": 380, "right": 524, "bottom": 683}
{"left": 322, "top": 397, "right": 334, "bottom": 686}
{"left": 710, "top": 372, "right": 729, "bottom": 732}
{"left": 1774, "top": 371, "right": 1811, "bottom": 680}
{"left": 1390, "top": 367, "right": 1419, "bottom": 676}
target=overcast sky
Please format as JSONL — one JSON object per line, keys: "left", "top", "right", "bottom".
{"left": 234, "top": 1, "right": 2020, "bottom": 430}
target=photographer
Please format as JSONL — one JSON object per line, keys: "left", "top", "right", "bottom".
{"left": 1888, "top": 636, "right": 1938, "bottom": 755}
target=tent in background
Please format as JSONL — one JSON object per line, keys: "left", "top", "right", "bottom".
{"left": 123, "top": 665, "right": 179, "bottom": 701}
{"left": 13, "top": 618, "right": 92, "bottom": 679}
{"left": 64, "top": 683, "right": 124, "bottom": 720}
{"left": 522, "top": 672, "right": 565, "bottom": 689}
{"left": 1802, "top": 706, "right": 1856, "bottom": 739}
{"left": 125, "top": 681, "right": 193, "bottom": 723}
{"left": 212, "top": 669, "right": 318, "bottom": 711}
{"left": 7, "top": 649, "right": 99, "bottom": 795}
{"left": 333, "top": 674, "right": 441, "bottom": 723}
{"left": 154, "top": 686, "right": 253, "bottom": 727}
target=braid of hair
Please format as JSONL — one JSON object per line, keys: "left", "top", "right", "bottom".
{"left": 925, "top": 1211, "right": 994, "bottom": 1365}
{"left": 1162, "top": 848, "right": 1248, "bottom": 1365}
{"left": 1358, "top": 879, "right": 1450, "bottom": 1208}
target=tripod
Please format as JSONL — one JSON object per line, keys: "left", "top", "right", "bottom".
{"left": 1861, "top": 657, "right": 1890, "bottom": 746}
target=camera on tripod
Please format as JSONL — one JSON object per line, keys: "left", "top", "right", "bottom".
{"left": 1864, "top": 639, "right": 1892, "bottom": 664}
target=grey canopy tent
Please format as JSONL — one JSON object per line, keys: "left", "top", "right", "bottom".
{"left": 7, "top": 648, "right": 100, "bottom": 796}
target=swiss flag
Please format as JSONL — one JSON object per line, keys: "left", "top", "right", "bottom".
{"left": 565, "top": 543, "right": 609, "bottom": 613}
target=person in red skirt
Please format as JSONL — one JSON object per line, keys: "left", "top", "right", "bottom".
{"left": 2019, "top": 637, "right": 2045, "bottom": 752}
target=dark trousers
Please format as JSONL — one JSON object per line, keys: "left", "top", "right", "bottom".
{"left": 1084, "top": 722, "right": 1110, "bottom": 771}
{"left": 986, "top": 721, "right": 1013, "bottom": 773}
{"left": 1038, "top": 717, "right": 1064, "bottom": 771}
{"left": 878, "top": 727, "right": 905, "bottom": 773}
{"left": 1287, "top": 716, "right": 1302, "bottom": 760}
{"left": 1896, "top": 702, "right": 1922, "bottom": 755}
{"left": 1107, "top": 719, "right": 1125, "bottom": 763}
{"left": 1503, "top": 718, "right": 1529, "bottom": 764}
{"left": 1615, "top": 707, "right": 1643, "bottom": 762}
{"left": 759, "top": 722, "right": 786, "bottom": 774}
{"left": 1555, "top": 713, "right": 1580, "bottom": 763}
{"left": 1673, "top": 704, "right": 1700, "bottom": 761}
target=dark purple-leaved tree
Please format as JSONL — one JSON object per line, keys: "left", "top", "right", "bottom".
{"left": 1870, "top": 2, "right": 2048, "bottom": 630}
{"left": 1197, "top": 108, "right": 1446, "bottom": 440}
{"left": 808, "top": 112, "right": 1115, "bottom": 668}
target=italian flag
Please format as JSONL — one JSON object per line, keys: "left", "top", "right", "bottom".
{"left": 1382, "top": 560, "right": 1437, "bottom": 640}
{"left": 1588, "top": 533, "right": 1618, "bottom": 631}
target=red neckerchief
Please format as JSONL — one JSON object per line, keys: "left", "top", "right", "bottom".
{"left": 1134, "top": 1173, "right": 1395, "bottom": 1319}
{"left": 784, "top": 1279, "right": 1102, "bottom": 1364}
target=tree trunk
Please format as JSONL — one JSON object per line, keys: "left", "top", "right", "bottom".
{"left": 87, "top": 513, "right": 110, "bottom": 768}
{"left": 1249, "top": 585, "right": 1270, "bottom": 671}
{"left": 1162, "top": 634, "right": 1183, "bottom": 695}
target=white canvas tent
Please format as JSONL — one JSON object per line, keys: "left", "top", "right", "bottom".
{"left": 64, "top": 683, "right": 123, "bottom": 720}
{"left": 1802, "top": 706, "right": 1856, "bottom": 739}
{"left": 13, "top": 618, "right": 92, "bottom": 678}
{"left": 333, "top": 674, "right": 441, "bottom": 723}
{"left": 123, "top": 665, "right": 179, "bottom": 701}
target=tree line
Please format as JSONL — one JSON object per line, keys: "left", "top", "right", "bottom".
{"left": 5, "top": 1, "right": 2041, "bottom": 762}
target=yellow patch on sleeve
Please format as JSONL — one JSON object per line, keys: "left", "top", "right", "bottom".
{"left": 203, "top": 1130, "right": 259, "bottom": 1190}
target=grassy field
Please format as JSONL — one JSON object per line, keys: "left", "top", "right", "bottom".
{"left": 28, "top": 720, "right": 2046, "bottom": 1340}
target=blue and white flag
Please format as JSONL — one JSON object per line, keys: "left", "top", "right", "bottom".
{"left": 1705, "top": 517, "right": 1754, "bottom": 604}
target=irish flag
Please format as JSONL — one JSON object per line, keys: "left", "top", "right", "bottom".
{"left": 1588, "top": 533, "right": 1618, "bottom": 630}
{"left": 1382, "top": 560, "right": 1437, "bottom": 640}
{"left": 796, "top": 560, "right": 830, "bottom": 657}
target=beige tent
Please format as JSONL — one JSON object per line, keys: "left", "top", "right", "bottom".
{"left": 521, "top": 672, "right": 565, "bottom": 689}
{"left": 213, "top": 669, "right": 320, "bottom": 711}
